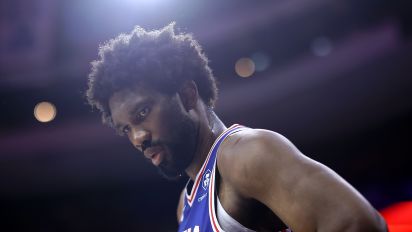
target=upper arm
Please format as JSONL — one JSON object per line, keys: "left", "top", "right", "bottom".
{"left": 218, "top": 129, "right": 386, "bottom": 232}
{"left": 176, "top": 188, "right": 185, "bottom": 224}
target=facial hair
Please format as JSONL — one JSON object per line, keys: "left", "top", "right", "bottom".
{"left": 155, "top": 100, "right": 198, "bottom": 180}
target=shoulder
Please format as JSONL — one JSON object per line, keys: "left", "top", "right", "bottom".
{"left": 217, "top": 128, "right": 388, "bottom": 232}
{"left": 216, "top": 128, "right": 305, "bottom": 198}
{"left": 217, "top": 128, "right": 303, "bottom": 169}
{"left": 216, "top": 128, "right": 388, "bottom": 232}
{"left": 221, "top": 128, "right": 298, "bottom": 155}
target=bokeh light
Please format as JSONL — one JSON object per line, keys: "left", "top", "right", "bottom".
{"left": 380, "top": 201, "right": 412, "bottom": 232}
{"left": 235, "top": 57, "right": 255, "bottom": 78}
{"left": 311, "top": 36, "right": 333, "bottom": 57}
{"left": 34, "top": 101, "right": 57, "bottom": 123}
{"left": 251, "top": 52, "right": 271, "bottom": 72}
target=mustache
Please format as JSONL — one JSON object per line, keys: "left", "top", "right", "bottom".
{"left": 141, "top": 140, "right": 162, "bottom": 152}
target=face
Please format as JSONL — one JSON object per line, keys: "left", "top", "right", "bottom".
{"left": 108, "top": 85, "right": 198, "bottom": 180}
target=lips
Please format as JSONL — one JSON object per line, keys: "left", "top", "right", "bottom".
{"left": 150, "top": 151, "right": 164, "bottom": 166}
{"left": 144, "top": 147, "right": 164, "bottom": 166}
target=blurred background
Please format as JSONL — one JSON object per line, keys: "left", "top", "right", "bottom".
{"left": 0, "top": 0, "right": 411, "bottom": 231}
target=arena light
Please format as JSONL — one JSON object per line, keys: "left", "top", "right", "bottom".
{"left": 34, "top": 101, "right": 57, "bottom": 123}
{"left": 235, "top": 57, "right": 255, "bottom": 78}
{"left": 380, "top": 201, "right": 412, "bottom": 232}
{"left": 122, "top": 0, "right": 164, "bottom": 7}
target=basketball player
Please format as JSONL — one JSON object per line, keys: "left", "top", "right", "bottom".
{"left": 86, "top": 23, "right": 387, "bottom": 232}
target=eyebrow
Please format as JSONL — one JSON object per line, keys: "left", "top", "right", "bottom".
{"left": 113, "top": 98, "right": 153, "bottom": 132}
{"left": 129, "top": 101, "right": 145, "bottom": 116}
{"left": 129, "top": 98, "right": 152, "bottom": 116}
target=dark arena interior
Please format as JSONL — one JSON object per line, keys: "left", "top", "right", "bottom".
{"left": 0, "top": 0, "right": 411, "bottom": 231}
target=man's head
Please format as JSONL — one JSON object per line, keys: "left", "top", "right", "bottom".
{"left": 86, "top": 22, "right": 217, "bottom": 127}
{"left": 86, "top": 23, "right": 218, "bottom": 179}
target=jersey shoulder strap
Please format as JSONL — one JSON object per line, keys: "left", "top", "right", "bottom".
{"left": 185, "top": 124, "right": 245, "bottom": 207}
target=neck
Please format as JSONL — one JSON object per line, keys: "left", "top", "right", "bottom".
{"left": 185, "top": 109, "right": 226, "bottom": 180}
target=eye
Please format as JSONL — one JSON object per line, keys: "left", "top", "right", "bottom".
{"left": 137, "top": 106, "right": 150, "bottom": 120}
{"left": 122, "top": 125, "right": 131, "bottom": 135}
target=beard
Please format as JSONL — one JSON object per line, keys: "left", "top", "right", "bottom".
{"left": 154, "top": 101, "right": 198, "bottom": 180}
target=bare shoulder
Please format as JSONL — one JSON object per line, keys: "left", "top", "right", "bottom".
{"left": 217, "top": 128, "right": 305, "bottom": 165}
{"left": 216, "top": 128, "right": 305, "bottom": 198}
{"left": 217, "top": 128, "right": 387, "bottom": 231}
{"left": 218, "top": 128, "right": 302, "bottom": 160}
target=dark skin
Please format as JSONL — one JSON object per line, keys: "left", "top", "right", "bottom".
{"left": 108, "top": 81, "right": 387, "bottom": 232}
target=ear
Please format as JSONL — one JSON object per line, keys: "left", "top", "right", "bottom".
{"left": 178, "top": 80, "right": 198, "bottom": 111}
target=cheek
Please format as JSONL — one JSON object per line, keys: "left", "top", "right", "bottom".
{"left": 158, "top": 102, "right": 186, "bottom": 140}
{"left": 146, "top": 102, "right": 178, "bottom": 139}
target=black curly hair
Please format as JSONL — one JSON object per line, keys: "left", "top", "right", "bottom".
{"left": 86, "top": 22, "right": 218, "bottom": 127}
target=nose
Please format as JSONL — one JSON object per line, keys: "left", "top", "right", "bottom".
{"left": 129, "top": 128, "right": 151, "bottom": 152}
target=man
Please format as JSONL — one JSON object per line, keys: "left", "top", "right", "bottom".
{"left": 86, "top": 23, "right": 387, "bottom": 232}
